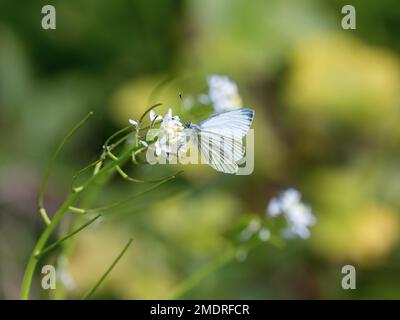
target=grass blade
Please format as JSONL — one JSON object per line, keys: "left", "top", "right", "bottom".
{"left": 82, "top": 238, "right": 133, "bottom": 299}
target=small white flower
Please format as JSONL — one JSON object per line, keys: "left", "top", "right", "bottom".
{"left": 266, "top": 188, "right": 316, "bottom": 239}
{"left": 280, "top": 188, "right": 301, "bottom": 212}
{"left": 266, "top": 198, "right": 281, "bottom": 217}
{"left": 128, "top": 119, "right": 138, "bottom": 129}
{"left": 149, "top": 110, "right": 163, "bottom": 123}
{"left": 139, "top": 140, "right": 148, "bottom": 147}
{"left": 153, "top": 108, "right": 187, "bottom": 160}
{"left": 207, "top": 75, "right": 242, "bottom": 113}
{"left": 258, "top": 228, "right": 271, "bottom": 241}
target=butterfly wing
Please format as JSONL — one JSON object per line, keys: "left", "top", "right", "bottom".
{"left": 196, "top": 108, "right": 254, "bottom": 174}
{"left": 197, "top": 132, "right": 241, "bottom": 174}
{"left": 198, "top": 108, "right": 254, "bottom": 138}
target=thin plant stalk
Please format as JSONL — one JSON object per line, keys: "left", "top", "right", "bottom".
{"left": 20, "top": 137, "right": 139, "bottom": 299}
{"left": 38, "top": 112, "right": 94, "bottom": 224}
{"left": 52, "top": 132, "right": 147, "bottom": 298}
{"left": 35, "top": 214, "right": 101, "bottom": 258}
{"left": 52, "top": 169, "right": 114, "bottom": 299}
{"left": 169, "top": 235, "right": 284, "bottom": 299}
{"left": 82, "top": 238, "right": 133, "bottom": 300}
{"left": 170, "top": 247, "right": 236, "bottom": 300}
{"left": 21, "top": 147, "right": 178, "bottom": 299}
{"left": 21, "top": 108, "right": 181, "bottom": 299}
{"left": 20, "top": 192, "right": 80, "bottom": 299}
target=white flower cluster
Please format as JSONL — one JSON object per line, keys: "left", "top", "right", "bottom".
{"left": 266, "top": 188, "right": 316, "bottom": 239}
{"left": 207, "top": 75, "right": 242, "bottom": 113}
{"left": 153, "top": 108, "right": 187, "bottom": 159}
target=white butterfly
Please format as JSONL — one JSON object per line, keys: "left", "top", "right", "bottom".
{"left": 184, "top": 108, "right": 255, "bottom": 174}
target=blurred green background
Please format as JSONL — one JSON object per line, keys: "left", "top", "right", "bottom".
{"left": 1, "top": 0, "right": 400, "bottom": 299}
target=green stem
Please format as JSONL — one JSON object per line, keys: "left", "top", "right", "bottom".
{"left": 86, "top": 171, "right": 182, "bottom": 213}
{"left": 107, "top": 148, "right": 177, "bottom": 184}
{"left": 52, "top": 142, "right": 143, "bottom": 299}
{"left": 21, "top": 146, "right": 179, "bottom": 299}
{"left": 103, "top": 126, "right": 131, "bottom": 149}
{"left": 169, "top": 235, "right": 284, "bottom": 299}
{"left": 36, "top": 215, "right": 101, "bottom": 258}
{"left": 68, "top": 206, "right": 86, "bottom": 214}
{"left": 20, "top": 192, "right": 79, "bottom": 299}
{"left": 52, "top": 169, "right": 114, "bottom": 300}
{"left": 38, "top": 112, "right": 94, "bottom": 224}
{"left": 82, "top": 238, "right": 133, "bottom": 299}
{"left": 71, "top": 159, "right": 102, "bottom": 191}
{"left": 20, "top": 145, "right": 139, "bottom": 299}
{"left": 76, "top": 146, "right": 137, "bottom": 192}
{"left": 138, "top": 103, "right": 162, "bottom": 124}
{"left": 39, "top": 208, "right": 51, "bottom": 226}
{"left": 170, "top": 247, "right": 236, "bottom": 300}
{"left": 70, "top": 133, "right": 134, "bottom": 191}
{"left": 106, "top": 149, "right": 143, "bottom": 182}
